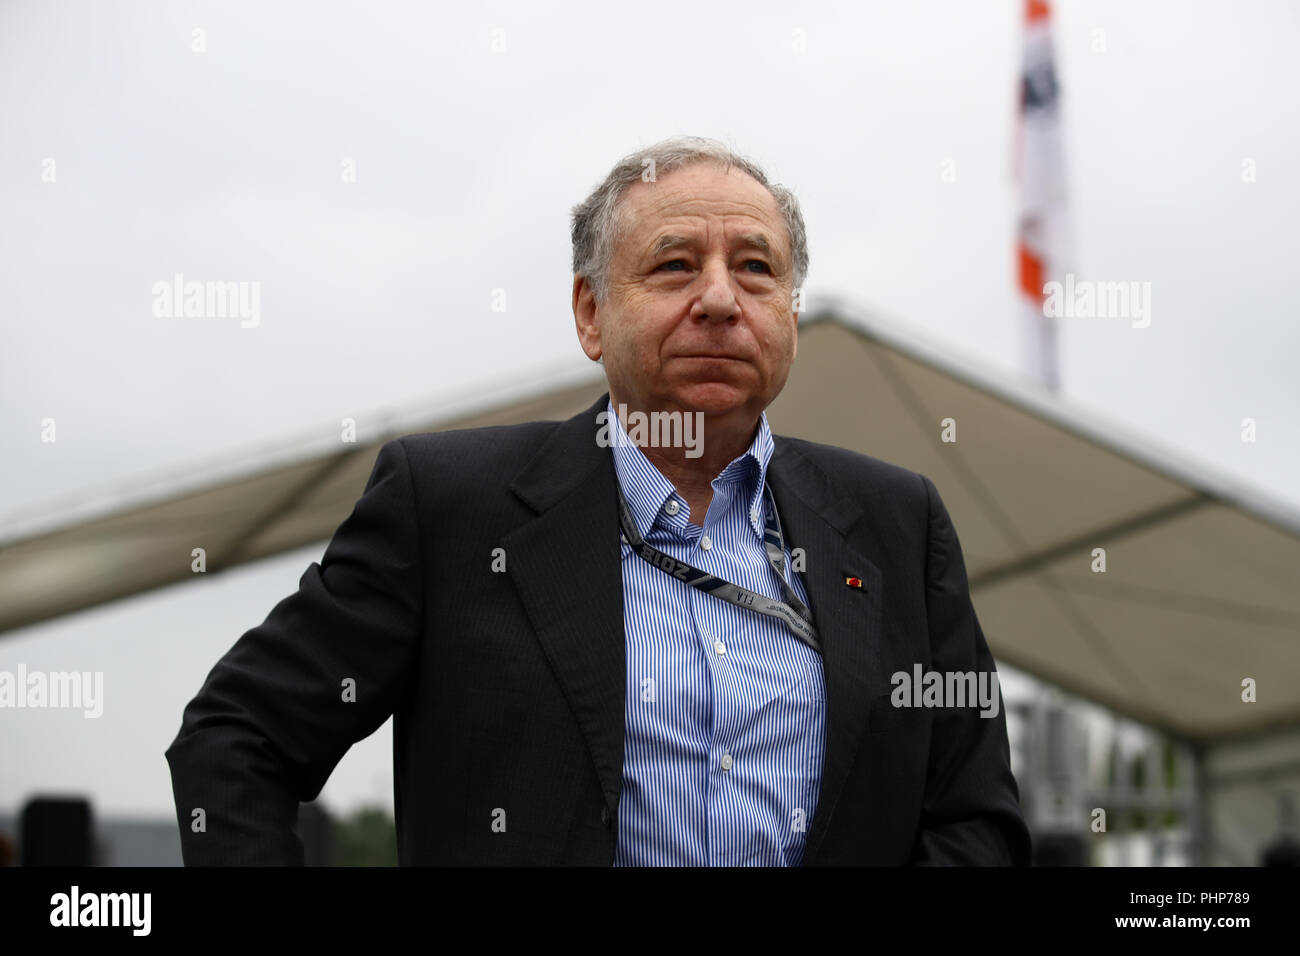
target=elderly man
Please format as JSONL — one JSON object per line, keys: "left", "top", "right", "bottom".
{"left": 166, "top": 136, "right": 1031, "bottom": 866}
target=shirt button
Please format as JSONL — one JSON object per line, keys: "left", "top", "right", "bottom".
{"left": 721, "top": 754, "right": 733, "bottom": 772}
{"left": 713, "top": 640, "right": 726, "bottom": 655}
{"left": 700, "top": 535, "right": 712, "bottom": 551}
{"left": 664, "top": 499, "right": 680, "bottom": 516}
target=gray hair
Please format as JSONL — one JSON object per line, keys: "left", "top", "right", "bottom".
{"left": 570, "top": 135, "right": 808, "bottom": 306}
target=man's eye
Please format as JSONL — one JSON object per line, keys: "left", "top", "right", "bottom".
{"left": 655, "top": 259, "right": 770, "bottom": 274}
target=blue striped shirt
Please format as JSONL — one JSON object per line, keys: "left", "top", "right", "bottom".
{"left": 607, "top": 401, "right": 827, "bottom": 866}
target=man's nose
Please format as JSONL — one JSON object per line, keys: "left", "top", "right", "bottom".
{"left": 693, "top": 257, "right": 739, "bottom": 322}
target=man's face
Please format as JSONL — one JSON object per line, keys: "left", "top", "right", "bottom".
{"left": 574, "top": 162, "right": 799, "bottom": 430}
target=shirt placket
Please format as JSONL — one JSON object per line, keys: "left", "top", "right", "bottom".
{"left": 687, "top": 479, "right": 753, "bottom": 866}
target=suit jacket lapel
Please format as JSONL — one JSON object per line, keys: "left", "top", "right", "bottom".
{"left": 768, "top": 440, "right": 884, "bottom": 867}
{"left": 505, "top": 394, "right": 627, "bottom": 820}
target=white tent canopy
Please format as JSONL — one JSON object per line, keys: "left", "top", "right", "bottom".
{"left": 4, "top": 303, "right": 1299, "bottom": 748}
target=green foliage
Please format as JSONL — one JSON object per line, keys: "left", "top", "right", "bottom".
{"left": 331, "top": 806, "right": 398, "bottom": 867}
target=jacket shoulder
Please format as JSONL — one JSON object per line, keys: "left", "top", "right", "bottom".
{"left": 384, "top": 419, "right": 562, "bottom": 488}
{"left": 774, "top": 434, "right": 931, "bottom": 512}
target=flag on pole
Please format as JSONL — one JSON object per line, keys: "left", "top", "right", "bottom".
{"left": 1015, "top": 0, "right": 1068, "bottom": 391}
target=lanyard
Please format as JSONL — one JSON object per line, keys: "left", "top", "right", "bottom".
{"left": 615, "top": 478, "right": 821, "bottom": 656}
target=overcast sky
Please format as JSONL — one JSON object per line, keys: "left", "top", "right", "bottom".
{"left": 2, "top": 0, "right": 1297, "bottom": 820}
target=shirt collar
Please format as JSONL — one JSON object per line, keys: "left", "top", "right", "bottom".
{"left": 607, "top": 398, "right": 774, "bottom": 538}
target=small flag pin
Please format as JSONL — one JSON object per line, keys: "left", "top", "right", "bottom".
{"left": 845, "top": 576, "right": 863, "bottom": 589}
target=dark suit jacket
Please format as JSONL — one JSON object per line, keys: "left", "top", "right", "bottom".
{"left": 166, "top": 393, "right": 1031, "bottom": 865}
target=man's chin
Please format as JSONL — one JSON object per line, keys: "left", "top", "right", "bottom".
{"left": 667, "top": 383, "right": 761, "bottom": 418}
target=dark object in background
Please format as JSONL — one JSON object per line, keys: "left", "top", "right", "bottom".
{"left": 1260, "top": 791, "right": 1300, "bottom": 866}
{"left": 1032, "top": 832, "right": 1087, "bottom": 866}
{"left": 1261, "top": 835, "right": 1300, "bottom": 866}
{"left": 21, "top": 796, "right": 94, "bottom": 866}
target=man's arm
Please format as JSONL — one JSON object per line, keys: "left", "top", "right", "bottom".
{"left": 909, "top": 473, "right": 1032, "bottom": 865}
{"left": 165, "top": 439, "right": 424, "bottom": 865}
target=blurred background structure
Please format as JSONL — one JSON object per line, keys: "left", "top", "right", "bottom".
{"left": 2, "top": 0, "right": 1298, "bottom": 865}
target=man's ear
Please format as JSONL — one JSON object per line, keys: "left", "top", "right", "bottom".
{"left": 573, "top": 275, "right": 603, "bottom": 362}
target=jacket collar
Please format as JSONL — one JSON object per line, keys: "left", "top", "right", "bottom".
{"left": 605, "top": 396, "right": 774, "bottom": 539}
